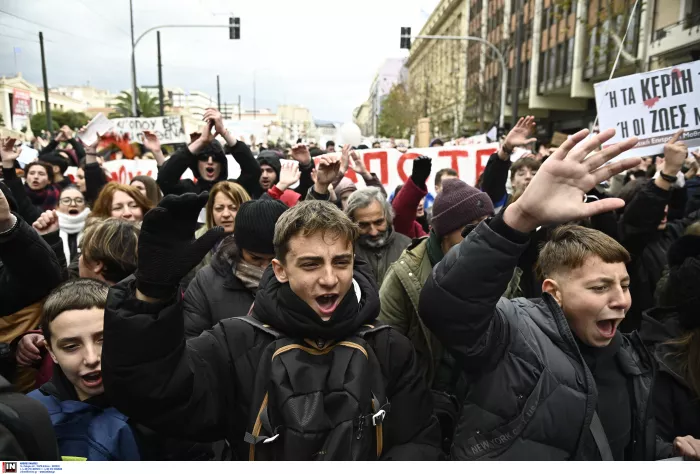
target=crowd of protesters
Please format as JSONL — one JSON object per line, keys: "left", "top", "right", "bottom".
{"left": 1, "top": 107, "right": 700, "bottom": 461}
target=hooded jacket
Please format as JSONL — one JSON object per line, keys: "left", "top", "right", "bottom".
{"left": 255, "top": 150, "right": 315, "bottom": 203}
{"left": 640, "top": 308, "right": 700, "bottom": 457}
{"left": 157, "top": 141, "right": 260, "bottom": 198}
{"left": 101, "top": 261, "right": 442, "bottom": 460}
{"left": 183, "top": 236, "right": 256, "bottom": 338}
{"left": 28, "top": 366, "right": 212, "bottom": 461}
{"left": 354, "top": 229, "right": 411, "bottom": 286}
{"left": 419, "top": 217, "right": 661, "bottom": 460}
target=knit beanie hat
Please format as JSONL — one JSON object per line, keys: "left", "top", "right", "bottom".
{"left": 234, "top": 199, "right": 288, "bottom": 255}
{"left": 41, "top": 152, "right": 69, "bottom": 174}
{"left": 334, "top": 177, "right": 357, "bottom": 198}
{"left": 431, "top": 179, "right": 494, "bottom": 238}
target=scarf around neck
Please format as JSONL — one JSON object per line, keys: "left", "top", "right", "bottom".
{"left": 25, "top": 184, "right": 60, "bottom": 211}
{"left": 426, "top": 229, "right": 445, "bottom": 267}
{"left": 234, "top": 259, "right": 265, "bottom": 293}
{"left": 57, "top": 208, "right": 90, "bottom": 234}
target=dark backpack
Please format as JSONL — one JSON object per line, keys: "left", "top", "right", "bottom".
{"left": 0, "top": 376, "right": 60, "bottom": 461}
{"left": 238, "top": 316, "right": 392, "bottom": 460}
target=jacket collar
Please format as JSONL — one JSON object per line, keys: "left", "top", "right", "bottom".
{"left": 210, "top": 236, "right": 248, "bottom": 291}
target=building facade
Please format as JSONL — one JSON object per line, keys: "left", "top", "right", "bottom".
{"left": 353, "top": 101, "right": 372, "bottom": 136}
{"left": 406, "top": 0, "right": 700, "bottom": 138}
{"left": 367, "top": 58, "right": 408, "bottom": 136}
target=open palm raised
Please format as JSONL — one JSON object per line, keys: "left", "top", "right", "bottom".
{"left": 504, "top": 128, "right": 640, "bottom": 233}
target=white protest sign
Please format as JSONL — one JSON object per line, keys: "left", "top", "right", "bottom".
{"left": 64, "top": 144, "right": 500, "bottom": 197}
{"left": 17, "top": 144, "right": 38, "bottom": 168}
{"left": 78, "top": 113, "right": 114, "bottom": 146}
{"left": 111, "top": 116, "right": 186, "bottom": 144}
{"left": 594, "top": 60, "right": 700, "bottom": 159}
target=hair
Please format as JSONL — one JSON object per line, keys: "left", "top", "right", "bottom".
{"left": 435, "top": 168, "right": 459, "bottom": 189}
{"left": 536, "top": 225, "right": 631, "bottom": 280}
{"left": 510, "top": 157, "right": 541, "bottom": 181}
{"left": 204, "top": 181, "right": 251, "bottom": 230}
{"left": 25, "top": 161, "right": 53, "bottom": 179}
{"left": 41, "top": 279, "right": 110, "bottom": 344}
{"left": 666, "top": 330, "right": 700, "bottom": 398}
{"left": 345, "top": 187, "right": 394, "bottom": 226}
{"left": 130, "top": 175, "right": 163, "bottom": 207}
{"left": 80, "top": 217, "right": 140, "bottom": 284}
{"left": 59, "top": 185, "right": 84, "bottom": 199}
{"left": 325, "top": 140, "right": 335, "bottom": 148}
{"left": 90, "top": 182, "right": 153, "bottom": 219}
{"left": 273, "top": 200, "right": 359, "bottom": 263}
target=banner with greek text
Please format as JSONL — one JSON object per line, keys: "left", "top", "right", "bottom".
{"left": 594, "top": 60, "right": 700, "bottom": 159}
{"left": 111, "top": 116, "right": 186, "bottom": 144}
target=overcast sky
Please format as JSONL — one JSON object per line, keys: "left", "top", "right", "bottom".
{"left": 0, "top": 0, "right": 439, "bottom": 122}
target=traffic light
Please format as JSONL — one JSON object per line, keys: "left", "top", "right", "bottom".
{"left": 229, "top": 17, "right": 240, "bottom": 40}
{"left": 400, "top": 27, "right": 411, "bottom": 49}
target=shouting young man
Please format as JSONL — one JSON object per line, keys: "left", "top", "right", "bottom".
{"left": 101, "top": 194, "right": 442, "bottom": 460}
{"left": 419, "top": 128, "right": 700, "bottom": 460}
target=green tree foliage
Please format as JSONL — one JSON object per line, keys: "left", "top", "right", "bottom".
{"left": 30, "top": 110, "right": 90, "bottom": 137}
{"left": 378, "top": 83, "right": 418, "bottom": 139}
{"left": 110, "top": 89, "right": 170, "bottom": 118}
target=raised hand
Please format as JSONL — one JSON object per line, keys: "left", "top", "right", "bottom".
{"left": 290, "top": 143, "right": 312, "bottom": 166}
{"left": 16, "top": 333, "right": 45, "bottom": 367}
{"left": 316, "top": 154, "right": 341, "bottom": 186}
{"left": 500, "top": 116, "right": 537, "bottom": 159}
{"left": 0, "top": 138, "right": 19, "bottom": 166}
{"left": 143, "top": 131, "right": 162, "bottom": 153}
{"left": 0, "top": 186, "right": 16, "bottom": 233}
{"left": 663, "top": 129, "right": 688, "bottom": 175}
{"left": 504, "top": 128, "right": 640, "bottom": 233}
{"left": 411, "top": 155, "right": 432, "bottom": 186}
{"left": 32, "top": 210, "right": 60, "bottom": 235}
{"left": 674, "top": 435, "right": 700, "bottom": 460}
{"left": 135, "top": 192, "right": 227, "bottom": 301}
{"left": 276, "top": 161, "right": 301, "bottom": 191}
{"left": 340, "top": 144, "right": 352, "bottom": 174}
{"left": 350, "top": 150, "right": 369, "bottom": 177}
{"left": 203, "top": 108, "right": 226, "bottom": 136}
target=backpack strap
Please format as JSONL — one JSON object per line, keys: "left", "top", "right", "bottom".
{"left": 355, "top": 321, "right": 391, "bottom": 338}
{"left": 590, "top": 411, "right": 614, "bottom": 461}
{"left": 234, "top": 316, "right": 283, "bottom": 339}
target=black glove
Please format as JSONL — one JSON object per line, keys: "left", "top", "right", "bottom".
{"left": 136, "top": 192, "right": 227, "bottom": 299}
{"left": 411, "top": 155, "right": 432, "bottom": 189}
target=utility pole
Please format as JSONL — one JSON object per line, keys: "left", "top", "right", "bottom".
{"left": 129, "top": 0, "right": 139, "bottom": 116}
{"left": 253, "top": 71, "right": 256, "bottom": 120}
{"left": 511, "top": 0, "right": 524, "bottom": 124}
{"left": 157, "top": 31, "right": 164, "bottom": 116}
{"left": 39, "top": 32, "right": 52, "bottom": 134}
{"left": 217, "top": 75, "right": 221, "bottom": 110}
{"left": 238, "top": 94, "right": 241, "bottom": 120}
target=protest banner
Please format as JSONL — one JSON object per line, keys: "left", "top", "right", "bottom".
{"left": 111, "top": 116, "right": 186, "bottom": 144}
{"left": 65, "top": 144, "right": 499, "bottom": 196}
{"left": 11, "top": 89, "right": 31, "bottom": 131}
{"left": 594, "top": 60, "right": 700, "bottom": 159}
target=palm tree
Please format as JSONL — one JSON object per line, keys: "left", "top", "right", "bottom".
{"left": 110, "top": 89, "right": 169, "bottom": 118}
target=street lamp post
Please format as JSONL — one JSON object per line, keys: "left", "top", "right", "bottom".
{"left": 130, "top": 22, "right": 241, "bottom": 116}
{"left": 401, "top": 33, "right": 507, "bottom": 129}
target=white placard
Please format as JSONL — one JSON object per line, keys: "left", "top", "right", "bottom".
{"left": 111, "top": 116, "right": 186, "bottom": 144}
{"left": 594, "top": 60, "right": 700, "bottom": 159}
{"left": 77, "top": 113, "right": 114, "bottom": 146}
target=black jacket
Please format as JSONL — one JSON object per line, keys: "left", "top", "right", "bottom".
{"left": 184, "top": 237, "right": 255, "bottom": 338}
{"left": 621, "top": 180, "right": 700, "bottom": 332}
{"left": 419, "top": 217, "right": 660, "bottom": 460}
{"left": 0, "top": 214, "right": 64, "bottom": 317}
{"left": 157, "top": 141, "right": 260, "bottom": 198}
{"left": 640, "top": 308, "right": 700, "bottom": 457}
{"left": 102, "top": 261, "right": 442, "bottom": 460}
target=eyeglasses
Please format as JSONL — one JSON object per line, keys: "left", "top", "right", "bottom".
{"left": 60, "top": 197, "right": 85, "bottom": 205}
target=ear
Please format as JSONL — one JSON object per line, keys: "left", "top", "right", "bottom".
{"left": 93, "top": 261, "right": 104, "bottom": 275}
{"left": 542, "top": 278, "right": 562, "bottom": 306}
{"left": 46, "top": 343, "right": 59, "bottom": 365}
{"left": 271, "top": 258, "right": 288, "bottom": 284}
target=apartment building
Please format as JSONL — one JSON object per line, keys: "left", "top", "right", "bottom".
{"left": 406, "top": 0, "right": 700, "bottom": 137}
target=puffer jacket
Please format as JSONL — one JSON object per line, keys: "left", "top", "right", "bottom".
{"left": 354, "top": 228, "right": 411, "bottom": 286}
{"left": 184, "top": 236, "right": 256, "bottom": 338}
{"left": 102, "top": 260, "right": 442, "bottom": 460}
{"left": 419, "top": 217, "right": 660, "bottom": 460}
{"left": 640, "top": 308, "right": 700, "bottom": 458}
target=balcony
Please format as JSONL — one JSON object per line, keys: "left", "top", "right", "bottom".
{"left": 649, "top": 14, "right": 700, "bottom": 58}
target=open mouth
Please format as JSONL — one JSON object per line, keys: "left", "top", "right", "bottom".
{"left": 205, "top": 166, "right": 216, "bottom": 177}
{"left": 596, "top": 319, "right": 621, "bottom": 339}
{"left": 81, "top": 371, "right": 102, "bottom": 388}
{"left": 69, "top": 209, "right": 79, "bottom": 215}
{"left": 315, "top": 294, "right": 339, "bottom": 316}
